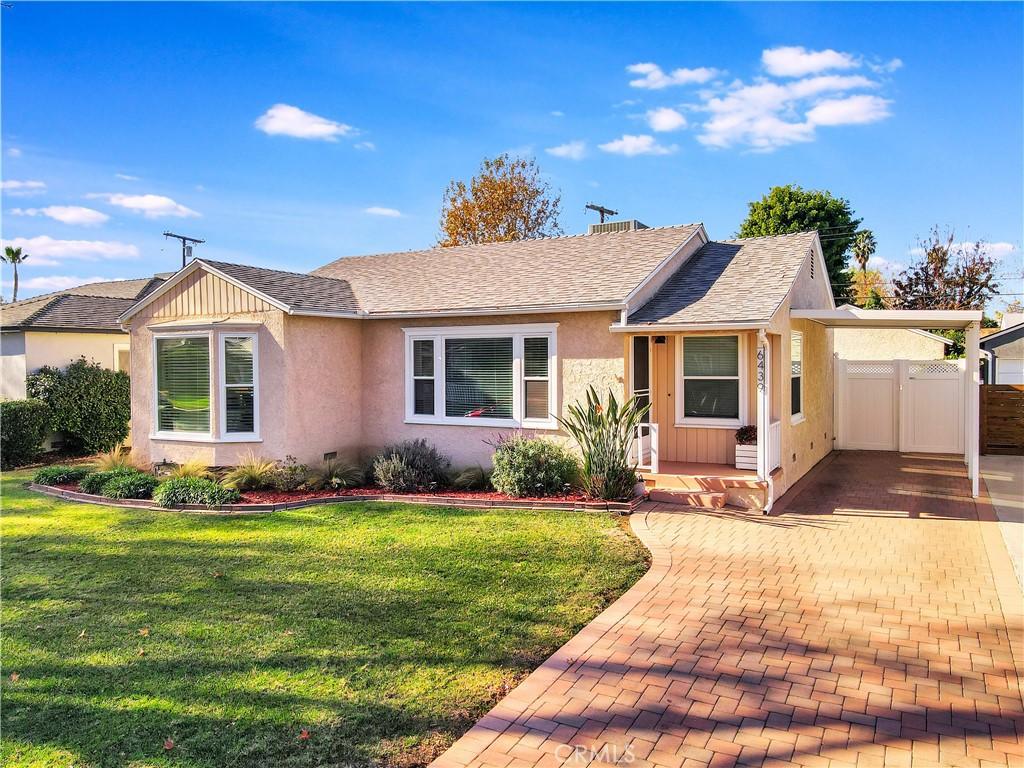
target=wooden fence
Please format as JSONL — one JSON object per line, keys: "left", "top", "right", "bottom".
{"left": 980, "top": 385, "right": 1024, "bottom": 455}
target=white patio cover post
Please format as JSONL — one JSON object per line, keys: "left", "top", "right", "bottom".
{"left": 966, "top": 320, "right": 980, "bottom": 496}
{"left": 756, "top": 330, "right": 774, "bottom": 511}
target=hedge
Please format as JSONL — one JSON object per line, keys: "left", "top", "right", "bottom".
{"left": 0, "top": 399, "right": 50, "bottom": 469}
{"left": 28, "top": 358, "right": 130, "bottom": 454}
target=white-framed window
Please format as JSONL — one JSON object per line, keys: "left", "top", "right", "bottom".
{"left": 676, "top": 334, "right": 747, "bottom": 428}
{"left": 403, "top": 323, "right": 558, "bottom": 429}
{"left": 219, "top": 333, "right": 259, "bottom": 440}
{"left": 152, "top": 330, "right": 260, "bottom": 442}
{"left": 791, "top": 330, "right": 804, "bottom": 424}
{"left": 113, "top": 342, "right": 131, "bottom": 373}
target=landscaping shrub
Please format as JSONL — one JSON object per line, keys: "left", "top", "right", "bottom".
{"left": 490, "top": 435, "right": 579, "bottom": 497}
{"left": 154, "top": 477, "right": 240, "bottom": 507}
{"left": 0, "top": 398, "right": 50, "bottom": 469}
{"left": 272, "top": 455, "right": 308, "bottom": 492}
{"left": 101, "top": 472, "right": 159, "bottom": 500}
{"left": 94, "top": 444, "right": 146, "bottom": 472}
{"left": 304, "top": 458, "right": 364, "bottom": 491}
{"left": 558, "top": 386, "right": 651, "bottom": 501}
{"left": 164, "top": 458, "right": 214, "bottom": 480}
{"left": 221, "top": 451, "right": 277, "bottom": 490}
{"left": 79, "top": 467, "right": 144, "bottom": 495}
{"left": 33, "top": 465, "right": 91, "bottom": 486}
{"left": 451, "top": 465, "right": 493, "bottom": 491}
{"left": 372, "top": 439, "right": 450, "bottom": 492}
{"left": 27, "top": 358, "right": 130, "bottom": 454}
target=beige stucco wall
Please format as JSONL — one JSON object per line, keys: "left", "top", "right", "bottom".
{"left": 23, "top": 329, "right": 128, "bottom": 373}
{"left": 358, "top": 311, "right": 624, "bottom": 467}
{"left": 834, "top": 328, "right": 947, "bottom": 360}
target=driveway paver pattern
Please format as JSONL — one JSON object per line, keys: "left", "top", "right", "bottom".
{"left": 431, "top": 452, "right": 1024, "bottom": 768}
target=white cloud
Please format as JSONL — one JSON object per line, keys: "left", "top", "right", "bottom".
{"left": 363, "top": 206, "right": 402, "bottom": 218}
{"left": 806, "top": 94, "right": 892, "bottom": 126}
{"left": 646, "top": 107, "right": 687, "bottom": 132}
{"left": 88, "top": 192, "right": 199, "bottom": 218}
{"left": 9, "top": 205, "right": 110, "bottom": 226}
{"left": 550, "top": 110, "right": 565, "bottom": 117}
{"left": 2, "top": 275, "right": 121, "bottom": 293}
{"left": 115, "top": 173, "right": 140, "bottom": 181}
{"left": 762, "top": 46, "right": 859, "bottom": 77}
{"left": 6, "top": 147, "right": 22, "bottom": 158}
{"left": 869, "top": 58, "right": 904, "bottom": 74}
{"left": 3, "top": 235, "right": 139, "bottom": 263}
{"left": 627, "top": 62, "right": 722, "bottom": 89}
{"left": 254, "top": 103, "right": 355, "bottom": 141}
{"left": 545, "top": 140, "right": 587, "bottom": 160}
{"left": 1, "top": 179, "right": 47, "bottom": 196}
{"left": 598, "top": 134, "right": 677, "bottom": 157}
{"left": 614, "top": 99, "right": 641, "bottom": 108}
{"left": 907, "top": 241, "right": 1017, "bottom": 260}
{"left": 695, "top": 74, "right": 886, "bottom": 150}
{"left": 354, "top": 141, "right": 376, "bottom": 151}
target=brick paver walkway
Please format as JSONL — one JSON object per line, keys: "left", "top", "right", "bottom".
{"left": 432, "top": 452, "right": 1024, "bottom": 768}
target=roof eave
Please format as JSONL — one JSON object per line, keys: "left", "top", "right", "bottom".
{"left": 611, "top": 320, "right": 769, "bottom": 333}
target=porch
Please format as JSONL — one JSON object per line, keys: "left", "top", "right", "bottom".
{"left": 626, "top": 330, "right": 784, "bottom": 511}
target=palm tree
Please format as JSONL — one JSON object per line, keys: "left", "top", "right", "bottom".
{"left": 2, "top": 246, "right": 29, "bottom": 301}
{"left": 852, "top": 230, "right": 877, "bottom": 274}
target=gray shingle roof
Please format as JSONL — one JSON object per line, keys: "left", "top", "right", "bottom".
{"left": 627, "top": 232, "right": 818, "bottom": 325}
{"left": 200, "top": 260, "right": 360, "bottom": 314}
{"left": 311, "top": 224, "right": 704, "bottom": 314}
{"left": 2, "top": 276, "right": 165, "bottom": 331}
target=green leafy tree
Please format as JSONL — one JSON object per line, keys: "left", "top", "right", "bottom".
{"left": 439, "top": 154, "right": 562, "bottom": 246}
{"left": 2, "top": 245, "right": 29, "bottom": 301}
{"left": 738, "top": 185, "right": 861, "bottom": 302}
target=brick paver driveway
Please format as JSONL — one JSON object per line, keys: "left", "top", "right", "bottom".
{"left": 433, "top": 452, "right": 1023, "bottom": 768}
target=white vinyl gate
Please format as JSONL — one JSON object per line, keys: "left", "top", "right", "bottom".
{"left": 835, "top": 359, "right": 965, "bottom": 454}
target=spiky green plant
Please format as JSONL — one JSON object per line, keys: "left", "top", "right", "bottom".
{"left": 557, "top": 386, "right": 650, "bottom": 501}
{"left": 165, "top": 458, "right": 214, "bottom": 480}
{"left": 220, "top": 450, "right": 278, "bottom": 491}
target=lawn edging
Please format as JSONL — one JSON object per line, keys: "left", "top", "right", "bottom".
{"left": 27, "top": 482, "right": 647, "bottom": 515}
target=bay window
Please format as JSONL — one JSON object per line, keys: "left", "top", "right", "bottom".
{"left": 405, "top": 324, "right": 557, "bottom": 427}
{"left": 677, "top": 334, "right": 746, "bottom": 426}
{"left": 153, "top": 330, "right": 260, "bottom": 441}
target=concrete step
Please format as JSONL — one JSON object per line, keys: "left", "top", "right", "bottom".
{"left": 648, "top": 489, "right": 728, "bottom": 509}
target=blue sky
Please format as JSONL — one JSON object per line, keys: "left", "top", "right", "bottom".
{"left": 2, "top": 2, "right": 1022, "bottom": 309}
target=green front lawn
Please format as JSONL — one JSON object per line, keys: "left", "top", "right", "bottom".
{"left": 0, "top": 469, "right": 648, "bottom": 768}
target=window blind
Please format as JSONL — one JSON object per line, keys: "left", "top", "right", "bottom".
{"left": 156, "top": 337, "right": 210, "bottom": 432}
{"left": 445, "top": 337, "right": 513, "bottom": 419}
{"left": 224, "top": 337, "right": 254, "bottom": 433}
{"left": 684, "top": 336, "right": 738, "bottom": 377}
{"left": 523, "top": 337, "right": 549, "bottom": 420}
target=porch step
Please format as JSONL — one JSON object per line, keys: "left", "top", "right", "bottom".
{"left": 648, "top": 489, "right": 728, "bottom": 509}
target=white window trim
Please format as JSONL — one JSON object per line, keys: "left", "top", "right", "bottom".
{"left": 791, "top": 330, "right": 805, "bottom": 425}
{"left": 675, "top": 333, "right": 748, "bottom": 428}
{"left": 113, "top": 342, "right": 130, "bottom": 372}
{"left": 403, "top": 323, "right": 558, "bottom": 429}
{"left": 151, "top": 330, "right": 261, "bottom": 443}
{"left": 218, "top": 332, "right": 261, "bottom": 442}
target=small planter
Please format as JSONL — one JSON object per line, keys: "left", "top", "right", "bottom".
{"left": 735, "top": 444, "right": 758, "bottom": 471}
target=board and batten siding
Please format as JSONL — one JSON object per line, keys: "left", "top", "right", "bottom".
{"left": 650, "top": 331, "right": 758, "bottom": 465}
{"left": 150, "top": 270, "right": 276, "bottom": 318}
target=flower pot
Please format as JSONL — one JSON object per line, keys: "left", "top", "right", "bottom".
{"left": 735, "top": 444, "right": 757, "bottom": 471}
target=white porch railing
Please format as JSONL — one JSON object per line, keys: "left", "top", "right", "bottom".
{"left": 632, "top": 422, "right": 659, "bottom": 474}
{"left": 768, "top": 420, "right": 781, "bottom": 471}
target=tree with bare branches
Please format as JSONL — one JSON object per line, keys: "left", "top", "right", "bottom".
{"left": 439, "top": 154, "right": 562, "bottom": 247}
{"left": 892, "top": 228, "right": 1000, "bottom": 310}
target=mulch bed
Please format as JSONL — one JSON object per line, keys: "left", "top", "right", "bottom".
{"left": 238, "top": 486, "right": 591, "bottom": 505}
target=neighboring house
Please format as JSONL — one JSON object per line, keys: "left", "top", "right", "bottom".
{"left": 1, "top": 276, "right": 166, "bottom": 400}
{"left": 981, "top": 319, "right": 1024, "bottom": 384}
{"left": 119, "top": 222, "right": 986, "bottom": 508}
{"left": 833, "top": 304, "right": 953, "bottom": 360}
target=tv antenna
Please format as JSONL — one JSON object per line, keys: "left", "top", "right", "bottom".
{"left": 585, "top": 202, "right": 618, "bottom": 224}
{"left": 163, "top": 231, "right": 205, "bottom": 269}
